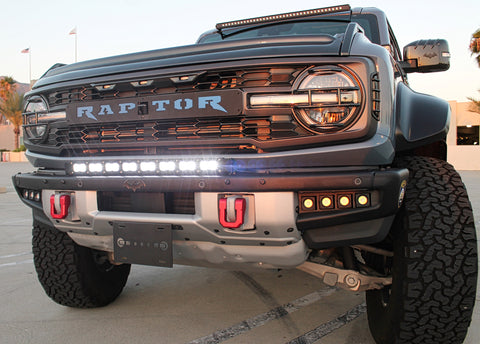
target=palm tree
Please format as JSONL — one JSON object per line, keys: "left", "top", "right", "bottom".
{"left": 0, "top": 76, "right": 19, "bottom": 124}
{"left": 470, "top": 29, "right": 480, "bottom": 67}
{"left": 0, "top": 76, "right": 17, "bottom": 101}
{"left": 0, "top": 92, "right": 24, "bottom": 149}
{"left": 469, "top": 95, "right": 480, "bottom": 113}
{"left": 468, "top": 29, "right": 480, "bottom": 114}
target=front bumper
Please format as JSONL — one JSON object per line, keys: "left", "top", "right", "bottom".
{"left": 13, "top": 166, "right": 408, "bottom": 269}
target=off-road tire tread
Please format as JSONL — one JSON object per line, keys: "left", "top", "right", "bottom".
{"left": 367, "top": 156, "right": 477, "bottom": 344}
{"left": 32, "top": 221, "right": 130, "bottom": 308}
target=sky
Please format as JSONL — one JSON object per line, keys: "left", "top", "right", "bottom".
{"left": 1, "top": 0, "right": 479, "bottom": 102}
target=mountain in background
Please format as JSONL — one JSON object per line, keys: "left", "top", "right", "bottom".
{"left": 16, "top": 82, "right": 31, "bottom": 94}
{"left": 0, "top": 77, "right": 30, "bottom": 95}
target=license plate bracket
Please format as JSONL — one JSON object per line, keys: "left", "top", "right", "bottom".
{"left": 113, "top": 222, "right": 173, "bottom": 267}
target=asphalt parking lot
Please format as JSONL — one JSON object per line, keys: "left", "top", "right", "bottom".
{"left": 1, "top": 162, "right": 479, "bottom": 344}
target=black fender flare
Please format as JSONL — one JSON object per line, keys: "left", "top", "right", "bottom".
{"left": 394, "top": 82, "right": 450, "bottom": 152}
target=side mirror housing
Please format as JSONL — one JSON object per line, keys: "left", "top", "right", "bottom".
{"left": 401, "top": 39, "right": 450, "bottom": 73}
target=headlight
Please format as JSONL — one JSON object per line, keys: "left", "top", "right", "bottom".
{"left": 23, "top": 96, "right": 66, "bottom": 142}
{"left": 249, "top": 67, "right": 362, "bottom": 132}
{"left": 296, "top": 69, "right": 360, "bottom": 131}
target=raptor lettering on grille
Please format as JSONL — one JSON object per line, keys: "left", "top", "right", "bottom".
{"left": 66, "top": 90, "right": 243, "bottom": 123}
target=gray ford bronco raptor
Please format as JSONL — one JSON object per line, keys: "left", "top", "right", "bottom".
{"left": 13, "top": 5, "right": 477, "bottom": 343}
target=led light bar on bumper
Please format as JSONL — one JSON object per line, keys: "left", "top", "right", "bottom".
{"left": 250, "top": 67, "right": 362, "bottom": 132}
{"left": 68, "top": 159, "right": 227, "bottom": 176}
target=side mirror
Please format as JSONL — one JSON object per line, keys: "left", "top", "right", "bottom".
{"left": 401, "top": 39, "right": 450, "bottom": 73}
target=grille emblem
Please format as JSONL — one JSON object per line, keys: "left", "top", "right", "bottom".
{"left": 75, "top": 95, "right": 227, "bottom": 121}
{"left": 123, "top": 180, "right": 146, "bottom": 192}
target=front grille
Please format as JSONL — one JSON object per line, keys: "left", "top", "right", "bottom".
{"left": 35, "top": 65, "right": 326, "bottom": 155}
{"left": 51, "top": 115, "right": 309, "bottom": 146}
{"left": 47, "top": 66, "right": 303, "bottom": 107}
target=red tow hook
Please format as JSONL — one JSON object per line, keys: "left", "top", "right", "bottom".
{"left": 219, "top": 197, "right": 246, "bottom": 229}
{"left": 50, "top": 194, "right": 71, "bottom": 219}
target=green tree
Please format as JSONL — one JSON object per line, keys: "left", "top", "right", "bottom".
{"left": 0, "top": 76, "right": 19, "bottom": 124}
{"left": 470, "top": 29, "right": 480, "bottom": 67}
{"left": 469, "top": 95, "right": 480, "bottom": 113}
{"left": 0, "top": 92, "right": 24, "bottom": 149}
{"left": 0, "top": 76, "right": 17, "bottom": 101}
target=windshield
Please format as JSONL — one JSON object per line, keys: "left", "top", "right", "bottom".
{"left": 198, "top": 14, "right": 379, "bottom": 44}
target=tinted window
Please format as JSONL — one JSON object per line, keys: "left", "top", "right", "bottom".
{"left": 457, "top": 126, "right": 479, "bottom": 145}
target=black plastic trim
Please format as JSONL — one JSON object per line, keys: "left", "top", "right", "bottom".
{"left": 395, "top": 82, "right": 450, "bottom": 152}
{"left": 297, "top": 167, "right": 407, "bottom": 229}
{"left": 302, "top": 216, "right": 394, "bottom": 249}
{"left": 298, "top": 167, "right": 408, "bottom": 248}
{"left": 340, "top": 22, "right": 364, "bottom": 56}
{"left": 13, "top": 168, "right": 407, "bottom": 193}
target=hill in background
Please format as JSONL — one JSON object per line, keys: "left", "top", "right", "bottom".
{"left": 0, "top": 77, "right": 30, "bottom": 95}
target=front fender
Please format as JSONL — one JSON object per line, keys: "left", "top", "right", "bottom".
{"left": 395, "top": 82, "right": 450, "bottom": 152}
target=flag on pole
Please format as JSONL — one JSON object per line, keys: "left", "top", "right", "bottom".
{"left": 69, "top": 27, "right": 77, "bottom": 35}
{"left": 20, "top": 48, "right": 32, "bottom": 83}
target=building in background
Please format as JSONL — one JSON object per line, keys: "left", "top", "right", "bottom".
{"left": 447, "top": 101, "right": 480, "bottom": 170}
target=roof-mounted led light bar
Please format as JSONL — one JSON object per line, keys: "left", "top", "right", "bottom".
{"left": 69, "top": 159, "right": 227, "bottom": 176}
{"left": 216, "top": 5, "right": 351, "bottom": 30}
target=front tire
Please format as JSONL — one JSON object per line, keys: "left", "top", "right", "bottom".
{"left": 32, "top": 221, "right": 131, "bottom": 308}
{"left": 366, "top": 156, "right": 477, "bottom": 344}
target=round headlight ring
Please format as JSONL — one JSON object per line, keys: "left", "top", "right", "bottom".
{"left": 23, "top": 96, "right": 49, "bottom": 141}
{"left": 24, "top": 96, "right": 49, "bottom": 118}
{"left": 292, "top": 67, "right": 363, "bottom": 133}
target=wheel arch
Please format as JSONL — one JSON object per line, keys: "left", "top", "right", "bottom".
{"left": 394, "top": 82, "right": 450, "bottom": 159}
{"left": 397, "top": 140, "right": 447, "bottom": 161}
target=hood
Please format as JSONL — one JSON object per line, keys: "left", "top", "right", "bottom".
{"left": 33, "top": 34, "right": 344, "bottom": 90}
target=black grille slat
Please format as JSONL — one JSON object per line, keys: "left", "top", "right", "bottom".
{"left": 47, "top": 67, "right": 303, "bottom": 106}
{"left": 51, "top": 115, "right": 307, "bottom": 146}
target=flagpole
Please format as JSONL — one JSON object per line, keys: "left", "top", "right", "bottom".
{"left": 75, "top": 31, "right": 77, "bottom": 62}
{"left": 29, "top": 50, "right": 31, "bottom": 84}
{"left": 21, "top": 48, "right": 31, "bottom": 84}
{"left": 69, "top": 27, "right": 78, "bottom": 63}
